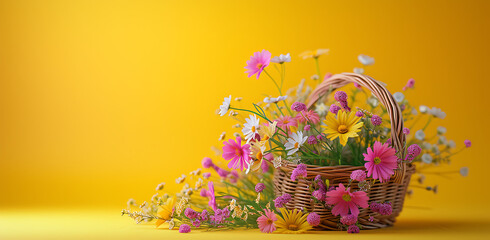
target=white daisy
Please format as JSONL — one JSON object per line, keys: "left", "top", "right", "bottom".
{"left": 271, "top": 53, "right": 291, "bottom": 63}
{"left": 358, "top": 54, "right": 375, "bottom": 66}
{"left": 460, "top": 167, "right": 469, "bottom": 177}
{"left": 437, "top": 126, "right": 447, "bottom": 135}
{"left": 263, "top": 95, "right": 288, "bottom": 104}
{"left": 353, "top": 67, "right": 364, "bottom": 74}
{"left": 218, "top": 95, "right": 231, "bottom": 116}
{"left": 284, "top": 131, "right": 308, "bottom": 156}
{"left": 242, "top": 115, "right": 260, "bottom": 143}
{"left": 448, "top": 140, "right": 456, "bottom": 148}
{"left": 429, "top": 107, "right": 446, "bottom": 119}
{"left": 421, "top": 153, "right": 433, "bottom": 164}
{"left": 419, "top": 105, "right": 429, "bottom": 114}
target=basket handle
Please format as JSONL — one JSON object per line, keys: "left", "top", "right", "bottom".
{"left": 306, "top": 73, "right": 407, "bottom": 182}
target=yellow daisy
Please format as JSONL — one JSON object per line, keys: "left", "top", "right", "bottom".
{"left": 248, "top": 141, "right": 266, "bottom": 173}
{"left": 155, "top": 197, "right": 176, "bottom": 228}
{"left": 274, "top": 208, "right": 312, "bottom": 234}
{"left": 322, "top": 110, "right": 363, "bottom": 146}
{"left": 259, "top": 121, "right": 277, "bottom": 144}
{"left": 299, "top": 49, "right": 329, "bottom": 59}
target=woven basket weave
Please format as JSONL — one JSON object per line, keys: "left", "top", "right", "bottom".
{"left": 272, "top": 73, "right": 415, "bottom": 230}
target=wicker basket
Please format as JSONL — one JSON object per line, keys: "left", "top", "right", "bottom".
{"left": 273, "top": 73, "right": 415, "bottom": 230}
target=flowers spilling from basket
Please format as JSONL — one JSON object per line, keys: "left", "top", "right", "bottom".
{"left": 122, "top": 49, "right": 471, "bottom": 234}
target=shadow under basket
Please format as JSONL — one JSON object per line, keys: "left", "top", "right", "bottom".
{"left": 273, "top": 164, "right": 416, "bottom": 230}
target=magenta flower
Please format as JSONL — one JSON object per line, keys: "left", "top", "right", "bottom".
{"left": 464, "top": 140, "right": 472, "bottom": 148}
{"left": 207, "top": 181, "right": 217, "bottom": 211}
{"left": 275, "top": 116, "right": 297, "bottom": 129}
{"left": 326, "top": 183, "right": 369, "bottom": 217}
{"left": 403, "top": 128, "right": 410, "bottom": 135}
{"left": 257, "top": 209, "right": 277, "bottom": 233}
{"left": 222, "top": 137, "right": 251, "bottom": 171}
{"left": 179, "top": 224, "right": 191, "bottom": 233}
{"left": 291, "top": 102, "right": 307, "bottom": 112}
{"left": 329, "top": 105, "right": 341, "bottom": 115}
{"left": 363, "top": 141, "right": 398, "bottom": 183}
{"left": 340, "top": 214, "right": 357, "bottom": 225}
{"left": 371, "top": 115, "right": 382, "bottom": 126}
{"left": 403, "top": 78, "right": 415, "bottom": 91}
{"left": 291, "top": 164, "right": 307, "bottom": 181}
{"left": 255, "top": 183, "right": 265, "bottom": 193}
{"left": 202, "top": 157, "right": 214, "bottom": 168}
{"left": 350, "top": 170, "right": 366, "bottom": 182}
{"left": 355, "top": 111, "right": 364, "bottom": 117}
{"left": 307, "top": 212, "right": 321, "bottom": 226}
{"left": 347, "top": 225, "right": 360, "bottom": 233}
{"left": 334, "top": 91, "right": 348, "bottom": 102}
{"left": 245, "top": 50, "right": 271, "bottom": 79}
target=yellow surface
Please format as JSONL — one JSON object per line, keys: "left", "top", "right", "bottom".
{"left": 1, "top": 0, "right": 489, "bottom": 239}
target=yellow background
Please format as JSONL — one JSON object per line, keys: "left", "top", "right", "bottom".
{"left": 1, "top": 0, "right": 489, "bottom": 239}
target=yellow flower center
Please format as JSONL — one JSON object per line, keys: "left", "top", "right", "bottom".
{"left": 251, "top": 126, "right": 256, "bottom": 132}
{"left": 256, "top": 151, "right": 263, "bottom": 160}
{"left": 256, "top": 63, "right": 263, "bottom": 69}
{"left": 342, "top": 193, "right": 352, "bottom": 202}
{"left": 235, "top": 149, "right": 242, "bottom": 156}
{"left": 262, "top": 135, "right": 269, "bottom": 141}
{"left": 288, "top": 224, "right": 299, "bottom": 231}
{"left": 338, "top": 125, "right": 348, "bottom": 134}
{"left": 283, "top": 120, "right": 289, "bottom": 124}
{"left": 294, "top": 142, "right": 299, "bottom": 149}
{"left": 374, "top": 157, "right": 381, "bottom": 165}
{"left": 266, "top": 219, "right": 273, "bottom": 225}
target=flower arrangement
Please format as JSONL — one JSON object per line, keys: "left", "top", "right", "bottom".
{"left": 122, "top": 49, "right": 471, "bottom": 234}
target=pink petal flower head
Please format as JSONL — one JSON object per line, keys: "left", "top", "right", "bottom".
{"left": 185, "top": 208, "right": 198, "bottom": 219}
{"left": 200, "top": 188, "right": 208, "bottom": 197}
{"left": 326, "top": 183, "right": 369, "bottom": 217}
{"left": 347, "top": 225, "right": 360, "bottom": 233}
{"left": 255, "top": 183, "right": 265, "bottom": 193}
{"left": 329, "top": 105, "right": 341, "bottom": 115}
{"left": 222, "top": 137, "right": 251, "bottom": 171}
{"left": 353, "top": 82, "right": 362, "bottom": 89}
{"left": 339, "top": 100, "right": 351, "bottom": 112}
{"left": 355, "top": 111, "right": 364, "bottom": 117}
{"left": 291, "top": 102, "right": 307, "bottom": 112}
{"left": 324, "top": 73, "right": 332, "bottom": 80}
{"left": 350, "top": 170, "right": 366, "bottom": 182}
{"left": 200, "top": 209, "right": 209, "bottom": 221}
{"left": 405, "top": 144, "right": 422, "bottom": 161}
{"left": 312, "top": 189, "right": 326, "bottom": 201}
{"left": 307, "top": 212, "right": 321, "bottom": 226}
{"left": 275, "top": 116, "right": 298, "bottom": 128}
{"left": 371, "top": 115, "right": 382, "bottom": 126}
{"left": 363, "top": 141, "right": 398, "bottom": 183}
{"left": 304, "top": 125, "right": 311, "bottom": 131}
{"left": 464, "top": 140, "right": 472, "bottom": 148}
{"left": 340, "top": 214, "right": 357, "bottom": 226}
{"left": 274, "top": 193, "right": 291, "bottom": 208}
{"left": 334, "top": 91, "right": 348, "bottom": 102}
{"left": 207, "top": 181, "right": 217, "bottom": 211}
{"left": 307, "top": 135, "right": 318, "bottom": 145}
{"left": 202, "top": 157, "right": 214, "bottom": 168}
{"left": 179, "top": 224, "right": 191, "bottom": 233}
{"left": 257, "top": 209, "right": 277, "bottom": 233}
{"left": 403, "top": 78, "right": 415, "bottom": 91}
{"left": 245, "top": 50, "right": 271, "bottom": 79}
{"left": 261, "top": 159, "right": 269, "bottom": 173}
{"left": 296, "top": 110, "right": 321, "bottom": 124}
{"left": 291, "top": 164, "right": 308, "bottom": 181}
{"left": 202, "top": 172, "right": 211, "bottom": 179}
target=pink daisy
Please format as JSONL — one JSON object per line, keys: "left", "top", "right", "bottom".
{"left": 222, "top": 137, "right": 251, "bottom": 171}
{"left": 326, "top": 183, "right": 369, "bottom": 217}
{"left": 245, "top": 50, "right": 272, "bottom": 79}
{"left": 257, "top": 209, "right": 277, "bottom": 233}
{"left": 363, "top": 141, "right": 398, "bottom": 183}
{"left": 206, "top": 181, "right": 217, "bottom": 211}
{"left": 295, "top": 110, "right": 321, "bottom": 124}
{"left": 275, "top": 116, "right": 298, "bottom": 129}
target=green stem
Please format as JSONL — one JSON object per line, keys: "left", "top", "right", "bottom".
{"left": 314, "top": 57, "right": 321, "bottom": 82}
{"left": 274, "top": 103, "right": 285, "bottom": 116}
{"left": 422, "top": 116, "right": 433, "bottom": 131}
{"left": 229, "top": 107, "right": 271, "bottom": 123}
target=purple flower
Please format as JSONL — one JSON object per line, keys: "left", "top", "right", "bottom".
{"left": 405, "top": 144, "right": 422, "bottom": 161}
{"left": 334, "top": 91, "right": 348, "bottom": 102}
{"left": 339, "top": 100, "right": 351, "bottom": 112}
{"left": 403, "top": 128, "right": 410, "bottom": 135}
{"left": 191, "top": 219, "right": 201, "bottom": 228}
{"left": 261, "top": 159, "right": 269, "bottom": 173}
{"left": 200, "top": 188, "right": 208, "bottom": 197}
{"left": 255, "top": 183, "right": 265, "bottom": 193}
{"left": 355, "top": 111, "right": 364, "bottom": 117}
{"left": 371, "top": 115, "right": 382, "bottom": 126}
{"left": 379, "top": 203, "right": 393, "bottom": 215}
{"left": 185, "top": 208, "right": 198, "bottom": 219}
{"left": 329, "top": 105, "right": 341, "bottom": 115}
{"left": 202, "top": 172, "right": 211, "bottom": 179}
{"left": 464, "top": 140, "right": 472, "bottom": 148}
{"left": 354, "top": 82, "right": 362, "bottom": 89}
{"left": 370, "top": 202, "right": 381, "bottom": 212}
{"left": 347, "top": 225, "right": 360, "bottom": 233}
{"left": 316, "top": 134, "right": 326, "bottom": 141}
{"left": 200, "top": 209, "right": 209, "bottom": 221}
{"left": 291, "top": 164, "right": 307, "bottom": 181}
{"left": 403, "top": 78, "right": 415, "bottom": 91}
{"left": 307, "top": 212, "right": 321, "bottom": 226}
{"left": 202, "top": 157, "right": 214, "bottom": 168}
{"left": 369, "top": 216, "right": 374, "bottom": 222}
{"left": 179, "top": 224, "right": 191, "bottom": 233}
{"left": 350, "top": 170, "right": 366, "bottom": 182}
{"left": 312, "top": 190, "right": 326, "bottom": 201}
{"left": 274, "top": 193, "right": 291, "bottom": 208}
{"left": 307, "top": 135, "right": 318, "bottom": 145}
{"left": 291, "top": 102, "right": 307, "bottom": 112}
{"left": 304, "top": 125, "right": 311, "bottom": 131}
{"left": 340, "top": 214, "right": 357, "bottom": 225}
{"left": 217, "top": 168, "right": 230, "bottom": 178}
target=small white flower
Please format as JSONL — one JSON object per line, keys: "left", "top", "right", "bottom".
{"left": 448, "top": 140, "right": 456, "bottom": 148}
{"left": 284, "top": 131, "right": 308, "bottom": 156}
{"left": 421, "top": 153, "right": 433, "bottom": 164}
{"left": 271, "top": 53, "right": 291, "bottom": 63}
{"left": 264, "top": 95, "right": 287, "bottom": 104}
{"left": 437, "top": 126, "right": 447, "bottom": 135}
{"left": 432, "top": 146, "right": 440, "bottom": 155}
{"left": 411, "top": 108, "right": 418, "bottom": 116}
{"left": 422, "top": 142, "right": 432, "bottom": 149}
{"left": 358, "top": 54, "right": 375, "bottom": 66}
{"left": 368, "top": 96, "right": 379, "bottom": 107}
{"left": 219, "top": 131, "right": 226, "bottom": 141}
{"left": 315, "top": 103, "right": 329, "bottom": 115}
{"left": 218, "top": 95, "right": 232, "bottom": 116}
{"left": 353, "top": 67, "right": 364, "bottom": 74}
{"left": 127, "top": 198, "right": 136, "bottom": 207}
{"left": 438, "top": 136, "right": 448, "bottom": 145}
{"left": 393, "top": 92, "right": 405, "bottom": 103}
{"left": 311, "top": 74, "right": 319, "bottom": 80}
{"left": 460, "top": 167, "right": 469, "bottom": 177}
{"left": 415, "top": 130, "right": 425, "bottom": 140}
{"left": 429, "top": 107, "right": 446, "bottom": 119}
{"left": 419, "top": 105, "right": 429, "bottom": 114}
{"left": 155, "top": 182, "right": 165, "bottom": 191}
{"left": 242, "top": 115, "right": 260, "bottom": 143}
{"left": 175, "top": 174, "right": 186, "bottom": 184}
